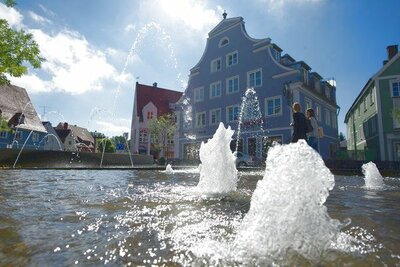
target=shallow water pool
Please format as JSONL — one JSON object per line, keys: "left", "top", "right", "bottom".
{"left": 0, "top": 169, "right": 399, "bottom": 266}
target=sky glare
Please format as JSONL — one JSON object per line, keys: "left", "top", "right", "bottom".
{"left": 1, "top": 0, "right": 399, "bottom": 137}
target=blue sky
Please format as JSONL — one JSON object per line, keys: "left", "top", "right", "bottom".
{"left": 1, "top": 0, "right": 399, "bottom": 137}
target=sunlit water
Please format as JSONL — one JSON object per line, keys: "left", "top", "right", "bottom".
{"left": 0, "top": 169, "right": 399, "bottom": 266}
{"left": 362, "top": 161, "right": 385, "bottom": 189}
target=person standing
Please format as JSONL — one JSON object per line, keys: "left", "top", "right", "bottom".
{"left": 306, "top": 108, "right": 319, "bottom": 152}
{"left": 291, "top": 102, "right": 307, "bottom": 143}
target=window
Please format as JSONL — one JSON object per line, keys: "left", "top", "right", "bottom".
{"left": 15, "top": 131, "right": 22, "bottom": 139}
{"left": 363, "top": 97, "right": 367, "bottom": 111}
{"left": 0, "top": 131, "right": 7, "bottom": 138}
{"left": 271, "top": 49, "right": 281, "bottom": 62}
{"left": 196, "top": 112, "right": 206, "bottom": 128}
{"left": 194, "top": 87, "right": 204, "bottom": 102}
{"left": 32, "top": 132, "right": 39, "bottom": 142}
{"left": 315, "top": 79, "right": 321, "bottom": 92}
{"left": 226, "top": 51, "right": 238, "bottom": 67}
{"left": 147, "top": 112, "right": 153, "bottom": 120}
{"left": 211, "top": 58, "right": 221, "bottom": 72}
{"left": 392, "top": 80, "right": 400, "bottom": 97}
{"left": 247, "top": 68, "right": 262, "bottom": 88}
{"left": 370, "top": 87, "right": 375, "bottom": 105}
{"left": 303, "top": 69, "right": 309, "bottom": 85}
{"left": 210, "top": 108, "right": 221, "bottom": 125}
{"left": 139, "top": 129, "right": 148, "bottom": 143}
{"left": 219, "top": 37, "right": 229, "bottom": 47}
{"left": 331, "top": 112, "right": 337, "bottom": 129}
{"left": 325, "top": 87, "right": 330, "bottom": 99}
{"left": 226, "top": 105, "right": 240, "bottom": 122}
{"left": 210, "top": 81, "right": 222, "bottom": 99}
{"left": 305, "top": 97, "right": 312, "bottom": 110}
{"left": 227, "top": 76, "right": 239, "bottom": 94}
{"left": 315, "top": 104, "right": 321, "bottom": 121}
{"left": 325, "top": 109, "right": 331, "bottom": 126}
{"left": 265, "top": 96, "right": 282, "bottom": 116}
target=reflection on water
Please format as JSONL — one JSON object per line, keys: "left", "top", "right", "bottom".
{"left": 0, "top": 170, "right": 399, "bottom": 266}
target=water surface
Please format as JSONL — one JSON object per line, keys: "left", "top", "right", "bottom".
{"left": 0, "top": 169, "right": 399, "bottom": 266}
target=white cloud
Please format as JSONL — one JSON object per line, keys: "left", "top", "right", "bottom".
{"left": 18, "top": 29, "right": 129, "bottom": 95}
{"left": 38, "top": 4, "right": 56, "bottom": 18}
{"left": 156, "top": 0, "right": 219, "bottom": 31}
{"left": 0, "top": 3, "right": 23, "bottom": 28}
{"left": 124, "top": 23, "right": 136, "bottom": 32}
{"left": 95, "top": 120, "right": 131, "bottom": 137}
{"left": 9, "top": 73, "right": 51, "bottom": 94}
{"left": 28, "top": 11, "right": 52, "bottom": 24}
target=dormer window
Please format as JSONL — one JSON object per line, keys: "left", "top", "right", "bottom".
{"left": 211, "top": 58, "right": 221, "bottom": 73}
{"left": 219, "top": 37, "right": 229, "bottom": 48}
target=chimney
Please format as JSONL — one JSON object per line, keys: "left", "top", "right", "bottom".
{"left": 387, "top": 45, "right": 398, "bottom": 61}
{"left": 64, "top": 122, "right": 68, "bottom": 129}
{"left": 153, "top": 82, "right": 157, "bottom": 87}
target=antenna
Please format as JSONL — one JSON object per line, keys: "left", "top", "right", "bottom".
{"left": 39, "top": 105, "right": 52, "bottom": 120}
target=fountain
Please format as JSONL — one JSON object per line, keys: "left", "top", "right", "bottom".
{"left": 165, "top": 164, "right": 174, "bottom": 174}
{"left": 235, "top": 88, "right": 265, "bottom": 158}
{"left": 362, "top": 162, "right": 385, "bottom": 189}
{"left": 234, "top": 140, "right": 350, "bottom": 262}
{"left": 196, "top": 122, "right": 237, "bottom": 194}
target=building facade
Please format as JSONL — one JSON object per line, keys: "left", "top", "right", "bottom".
{"left": 54, "top": 122, "right": 95, "bottom": 152}
{"left": 175, "top": 15, "right": 339, "bottom": 160}
{"left": 130, "top": 82, "right": 182, "bottom": 158}
{"left": 0, "top": 84, "right": 47, "bottom": 150}
{"left": 345, "top": 45, "right": 400, "bottom": 161}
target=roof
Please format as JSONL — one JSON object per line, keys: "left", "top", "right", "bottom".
{"left": 55, "top": 122, "right": 94, "bottom": 144}
{"left": 0, "top": 84, "right": 46, "bottom": 133}
{"left": 208, "top": 17, "right": 244, "bottom": 37}
{"left": 54, "top": 128, "right": 72, "bottom": 143}
{"left": 135, "top": 82, "right": 182, "bottom": 121}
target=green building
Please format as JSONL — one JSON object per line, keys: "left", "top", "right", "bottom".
{"left": 345, "top": 45, "right": 400, "bottom": 161}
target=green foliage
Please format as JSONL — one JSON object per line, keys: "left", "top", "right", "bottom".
{"left": 338, "top": 132, "right": 346, "bottom": 142}
{"left": 98, "top": 138, "right": 115, "bottom": 153}
{"left": 394, "top": 108, "right": 400, "bottom": 124}
{"left": 4, "top": 0, "right": 16, "bottom": 7}
{"left": 0, "top": 18, "right": 44, "bottom": 85}
{"left": 0, "top": 115, "right": 10, "bottom": 132}
{"left": 148, "top": 113, "right": 176, "bottom": 159}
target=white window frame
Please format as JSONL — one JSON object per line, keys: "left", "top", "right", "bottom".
{"left": 195, "top": 112, "right": 206, "bottom": 128}
{"left": 247, "top": 68, "right": 262, "bottom": 88}
{"left": 305, "top": 97, "right": 312, "bottom": 110}
{"left": 226, "top": 105, "right": 240, "bottom": 122}
{"left": 15, "top": 131, "right": 22, "bottom": 139}
{"left": 0, "top": 131, "right": 7, "bottom": 138}
{"left": 226, "top": 75, "right": 239, "bottom": 95}
{"left": 209, "top": 81, "right": 222, "bottom": 99}
{"left": 210, "top": 108, "right": 221, "bottom": 125}
{"left": 32, "top": 132, "right": 39, "bottom": 142}
{"left": 211, "top": 57, "right": 222, "bottom": 73}
{"left": 391, "top": 80, "right": 400, "bottom": 97}
{"left": 303, "top": 69, "right": 309, "bottom": 85}
{"left": 193, "top": 87, "right": 204, "bottom": 103}
{"left": 265, "top": 96, "right": 282, "bottom": 117}
{"left": 370, "top": 87, "right": 375, "bottom": 105}
{"left": 315, "top": 104, "right": 321, "bottom": 121}
{"left": 226, "top": 51, "right": 238, "bottom": 67}
{"left": 219, "top": 37, "right": 229, "bottom": 48}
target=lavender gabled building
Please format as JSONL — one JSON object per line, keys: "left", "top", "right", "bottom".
{"left": 175, "top": 14, "right": 339, "bottom": 160}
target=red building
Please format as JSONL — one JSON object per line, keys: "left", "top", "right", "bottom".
{"left": 130, "top": 82, "right": 182, "bottom": 158}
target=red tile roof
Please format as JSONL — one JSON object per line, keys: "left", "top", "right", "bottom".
{"left": 136, "top": 82, "right": 182, "bottom": 121}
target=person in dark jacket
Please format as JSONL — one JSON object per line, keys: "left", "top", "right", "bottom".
{"left": 291, "top": 102, "right": 307, "bottom": 143}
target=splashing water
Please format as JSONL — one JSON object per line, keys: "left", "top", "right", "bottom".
{"left": 234, "top": 141, "right": 349, "bottom": 262}
{"left": 165, "top": 164, "right": 174, "bottom": 174}
{"left": 236, "top": 88, "right": 264, "bottom": 157}
{"left": 362, "top": 162, "right": 385, "bottom": 189}
{"left": 196, "top": 123, "right": 238, "bottom": 194}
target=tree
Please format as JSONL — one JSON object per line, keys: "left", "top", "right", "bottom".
{"left": 338, "top": 132, "right": 346, "bottom": 142}
{"left": 0, "top": 114, "right": 10, "bottom": 132}
{"left": 98, "top": 138, "right": 115, "bottom": 153}
{"left": 0, "top": 0, "right": 44, "bottom": 85}
{"left": 148, "top": 113, "right": 176, "bottom": 159}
